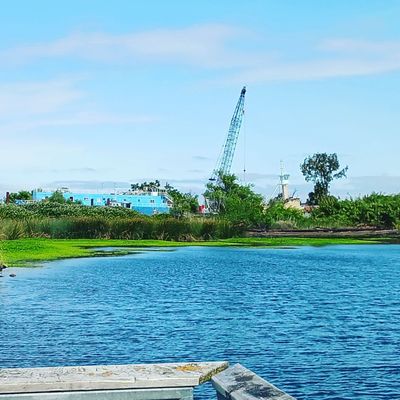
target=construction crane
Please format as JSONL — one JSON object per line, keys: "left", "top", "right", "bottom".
{"left": 210, "top": 86, "right": 246, "bottom": 182}
{"left": 203, "top": 86, "right": 246, "bottom": 214}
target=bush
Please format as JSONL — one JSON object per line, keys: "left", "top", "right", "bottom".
{"left": 0, "top": 203, "right": 142, "bottom": 219}
{"left": 312, "top": 193, "right": 400, "bottom": 228}
{"left": 264, "top": 201, "right": 307, "bottom": 229}
{"left": 0, "top": 220, "right": 25, "bottom": 240}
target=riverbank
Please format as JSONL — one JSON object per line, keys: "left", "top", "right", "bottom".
{"left": 1, "top": 236, "right": 397, "bottom": 267}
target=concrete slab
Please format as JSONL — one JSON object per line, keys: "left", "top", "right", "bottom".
{"left": 212, "top": 364, "right": 295, "bottom": 400}
{"left": 0, "top": 362, "right": 228, "bottom": 395}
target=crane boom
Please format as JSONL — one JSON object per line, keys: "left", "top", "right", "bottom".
{"left": 210, "top": 86, "right": 246, "bottom": 180}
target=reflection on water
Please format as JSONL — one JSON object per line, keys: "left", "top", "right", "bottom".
{"left": 1, "top": 245, "right": 399, "bottom": 400}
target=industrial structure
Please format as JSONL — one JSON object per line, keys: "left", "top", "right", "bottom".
{"left": 205, "top": 86, "right": 246, "bottom": 213}
{"left": 8, "top": 87, "right": 250, "bottom": 216}
{"left": 210, "top": 86, "right": 246, "bottom": 181}
{"left": 269, "top": 161, "right": 302, "bottom": 210}
{"left": 31, "top": 189, "right": 172, "bottom": 215}
{"left": 279, "top": 161, "right": 290, "bottom": 201}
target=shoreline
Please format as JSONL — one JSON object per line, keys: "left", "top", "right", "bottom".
{"left": 1, "top": 236, "right": 399, "bottom": 267}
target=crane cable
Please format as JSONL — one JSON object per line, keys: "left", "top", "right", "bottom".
{"left": 242, "top": 107, "right": 247, "bottom": 184}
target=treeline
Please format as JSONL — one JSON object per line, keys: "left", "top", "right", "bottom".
{"left": 265, "top": 194, "right": 400, "bottom": 230}
{"left": 1, "top": 151, "right": 399, "bottom": 241}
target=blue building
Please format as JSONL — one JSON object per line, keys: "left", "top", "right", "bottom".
{"left": 31, "top": 190, "right": 172, "bottom": 216}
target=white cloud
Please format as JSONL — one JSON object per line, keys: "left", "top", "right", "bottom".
{"left": 232, "top": 59, "right": 400, "bottom": 83}
{"left": 337, "top": 175, "right": 400, "bottom": 196}
{"left": 2, "top": 25, "right": 400, "bottom": 82}
{"left": 0, "top": 136, "right": 84, "bottom": 168}
{"left": 0, "top": 78, "right": 155, "bottom": 135}
{"left": 321, "top": 38, "right": 400, "bottom": 54}
{"left": 0, "top": 24, "right": 255, "bottom": 69}
{"left": 0, "top": 111, "right": 155, "bottom": 134}
{"left": 0, "top": 79, "right": 83, "bottom": 118}
{"left": 230, "top": 38, "right": 400, "bottom": 83}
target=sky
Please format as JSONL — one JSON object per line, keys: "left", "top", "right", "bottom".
{"left": 1, "top": 0, "right": 400, "bottom": 200}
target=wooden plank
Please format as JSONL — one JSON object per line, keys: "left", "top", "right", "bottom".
{"left": 0, "top": 362, "right": 228, "bottom": 395}
{"left": 212, "top": 364, "right": 296, "bottom": 400}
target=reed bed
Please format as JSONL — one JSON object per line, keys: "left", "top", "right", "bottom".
{"left": 0, "top": 217, "right": 242, "bottom": 241}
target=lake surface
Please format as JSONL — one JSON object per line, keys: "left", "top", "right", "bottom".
{"left": 1, "top": 245, "right": 399, "bottom": 399}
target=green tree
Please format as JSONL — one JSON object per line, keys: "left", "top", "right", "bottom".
{"left": 130, "top": 180, "right": 198, "bottom": 217}
{"left": 204, "top": 173, "right": 264, "bottom": 227}
{"left": 131, "top": 180, "right": 160, "bottom": 192}
{"left": 8, "top": 190, "right": 32, "bottom": 203}
{"left": 48, "top": 190, "right": 67, "bottom": 204}
{"left": 300, "top": 153, "right": 348, "bottom": 205}
{"left": 165, "top": 183, "right": 198, "bottom": 218}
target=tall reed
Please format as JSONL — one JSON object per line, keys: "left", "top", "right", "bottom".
{"left": 0, "top": 217, "right": 242, "bottom": 240}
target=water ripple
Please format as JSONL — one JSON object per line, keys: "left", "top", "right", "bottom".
{"left": 1, "top": 245, "right": 399, "bottom": 400}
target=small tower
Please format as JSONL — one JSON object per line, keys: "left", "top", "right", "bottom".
{"left": 279, "top": 161, "right": 290, "bottom": 201}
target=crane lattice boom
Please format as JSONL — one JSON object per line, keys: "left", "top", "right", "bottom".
{"left": 210, "top": 86, "right": 246, "bottom": 180}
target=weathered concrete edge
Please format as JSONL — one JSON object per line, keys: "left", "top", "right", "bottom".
{"left": 212, "top": 364, "right": 296, "bottom": 400}
{"left": 0, "top": 362, "right": 229, "bottom": 395}
{"left": 198, "top": 362, "right": 229, "bottom": 385}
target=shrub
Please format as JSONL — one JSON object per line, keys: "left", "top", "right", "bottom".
{"left": 0, "top": 220, "right": 25, "bottom": 240}
{"left": 264, "top": 201, "right": 306, "bottom": 229}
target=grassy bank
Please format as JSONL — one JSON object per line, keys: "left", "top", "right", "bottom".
{"left": 0, "top": 237, "right": 392, "bottom": 267}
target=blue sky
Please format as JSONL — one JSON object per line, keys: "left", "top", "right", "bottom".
{"left": 1, "top": 0, "right": 399, "bottom": 199}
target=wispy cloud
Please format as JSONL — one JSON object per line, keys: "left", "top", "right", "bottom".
{"left": 50, "top": 167, "right": 97, "bottom": 174}
{"left": 45, "top": 180, "right": 131, "bottom": 192}
{"left": 0, "top": 24, "right": 255, "bottom": 69}
{"left": 2, "top": 25, "right": 400, "bottom": 82}
{"left": 243, "top": 172, "right": 279, "bottom": 181}
{"left": 0, "top": 79, "right": 83, "bottom": 118}
{"left": 338, "top": 175, "right": 400, "bottom": 196}
{"left": 230, "top": 38, "right": 400, "bottom": 83}
{"left": 321, "top": 38, "right": 400, "bottom": 54}
{"left": 0, "top": 111, "right": 154, "bottom": 134}
{"left": 192, "top": 155, "right": 212, "bottom": 161}
{"left": 0, "top": 78, "right": 155, "bottom": 134}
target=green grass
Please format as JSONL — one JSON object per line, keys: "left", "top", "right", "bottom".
{"left": 0, "top": 236, "right": 394, "bottom": 267}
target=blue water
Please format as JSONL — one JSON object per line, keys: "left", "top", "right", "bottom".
{"left": 1, "top": 245, "right": 399, "bottom": 399}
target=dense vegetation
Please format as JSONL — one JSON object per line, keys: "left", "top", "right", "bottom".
{"left": 204, "top": 173, "right": 264, "bottom": 226}
{"left": 313, "top": 194, "right": 400, "bottom": 229}
{"left": 0, "top": 201, "right": 241, "bottom": 241}
{"left": 0, "top": 202, "right": 141, "bottom": 219}
{"left": 1, "top": 188, "right": 400, "bottom": 242}
{"left": 1, "top": 152, "right": 399, "bottom": 241}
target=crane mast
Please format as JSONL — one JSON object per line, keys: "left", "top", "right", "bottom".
{"left": 210, "top": 86, "right": 246, "bottom": 181}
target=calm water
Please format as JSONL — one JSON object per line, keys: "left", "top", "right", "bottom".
{"left": 1, "top": 245, "right": 399, "bottom": 399}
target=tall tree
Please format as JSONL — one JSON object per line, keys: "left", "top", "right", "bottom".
{"left": 165, "top": 183, "right": 198, "bottom": 218}
{"left": 204, "top": 173, "right": 264, "bottom": 226}
{"left": 300, "top": 153, "right": 348, "bottom": 205}
{"left": 48, "top": 190, "right": 67, "bottom": 204}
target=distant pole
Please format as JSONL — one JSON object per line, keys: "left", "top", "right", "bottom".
{"left": 279, "top": 160, "right": 290, "bottom": 201}
{"left": 242, "top": 108, "right": 246, "bottom": 183}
